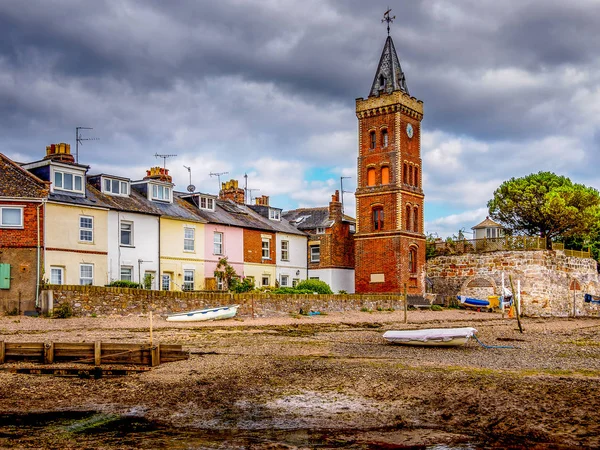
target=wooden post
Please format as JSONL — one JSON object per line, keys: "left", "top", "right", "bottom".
{"left": 403, "top": 283, "right": 408, "bottom": 324}
{"left": 149, "top": 310, "right": 153, "bottom": 346}
{"left": 151, "top": 344, "right": 160, "bottom": 367}
{"left": 94, "top": 341, "right": 102, "bottom": 366}
{"left": 0, "top": 341, "right": 5, "bottom": 364}
{"left": 44, "top": 342, "right": 54, "bottom": 364}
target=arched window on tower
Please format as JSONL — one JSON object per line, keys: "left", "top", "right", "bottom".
{"left": 413, "top": 207, "right": 419, "bottom": 233}
{"left": 414, "top": 167, "right": 419, "bottom": 187}
{"left": 409, "top": 166, "right": 413, "bottom": 186}
{"left": 372, "top": 206, "right": 384, "bottom": 231}
{"left": 370, "top": 131, "right": 376, "bottom": 149}
{"left": 379, "top": 74, "right": 386, "bottom": 90}
{"left": 405, "top": 205, "right": 411, "bottom": 231}
{"left": 403, "top": 163, "right": 407, "bottom": 184}
{"left": 382, "top": 129, "right": 388, "bottom": 147}
{"left": 367, "top": 168, "right": 376, "bottom": 186}
{"left": 381, "top": 166, "right": 390, "bottom": 185}
{"left": 409, "top": 247, "right": 417, "bottom": 274}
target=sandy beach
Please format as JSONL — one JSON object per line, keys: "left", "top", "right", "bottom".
{"left": 1, "top": 309, "right": 599, "bottom": 448}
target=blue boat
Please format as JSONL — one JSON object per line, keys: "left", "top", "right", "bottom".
{"left": 584, "top": 294, "right": 600, "bottom": 304}
{"left": 457, "top": 295, "right": 490, "bottom": 308}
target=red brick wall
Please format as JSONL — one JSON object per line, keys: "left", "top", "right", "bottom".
{"left": 355, "top": 234, "right": 425, "bottom": 294}
{"left": 0, "top": 201, "right": 44, "bottom": 248}
{"left": 243, "top": 229, "right": 275, "bottom": 264}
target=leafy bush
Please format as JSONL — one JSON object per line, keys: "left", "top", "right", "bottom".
{"left": 53, "top": 303, "right": 73, "bottom": 319}
{"left": 271, "top": 287, "right": 315, "bottom": 294}
{"left": 230, "top": 277, "right": 255, "bottom": 293}
{"left": 294, "top": 280, "right": 333, "bottom": 294}
{"left": 5, "top": 307, "right": 19, "bottom": 316}
{"left": 106, "top": 280, "right": 142, "bottom": 289}
{"left": 431, "top": 304, "right": 443, "bottom": 311}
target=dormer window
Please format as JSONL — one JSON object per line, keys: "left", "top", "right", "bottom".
{"left": 53, "top": 169, "right": 84, "bottom": 194}
{"left": 379, "top": 74, "right": 386, "bottom": 90}
{"left": 103, "top": 177, "right": 129, "bottom": 196}
{"left": 269, "top": 208, "right": 281, "bottom": 221}
{"left": 151, "top": 184, "right": 171, "bottom": 202}
{"left": 199, "top": 196, "right": 215, "bottom": 211}
{"left": 316, "top": 227, "right": 325, "bottom": 234}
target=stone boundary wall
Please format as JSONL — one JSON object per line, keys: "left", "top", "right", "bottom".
{"left": 426, "top": 250, "right": 600, "bottom": 317}
{"left": 39, "top": 285, "right": 406, "bottom": 318}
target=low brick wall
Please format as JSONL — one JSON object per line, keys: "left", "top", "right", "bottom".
{"left": 40, "top": 285, "right": 405, "bottom": 318}
{"left": 426, "top": 250, "right": 600, "bottom": 317}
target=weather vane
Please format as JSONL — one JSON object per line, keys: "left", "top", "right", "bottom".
{"left": 382, "top": 8, "right": 395, "bottom": 36}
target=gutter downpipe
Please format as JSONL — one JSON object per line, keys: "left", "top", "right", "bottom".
{"left": 35, "top": 200, "right": 45, "bottom": 309}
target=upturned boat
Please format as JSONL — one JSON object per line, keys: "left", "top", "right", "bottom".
{"left": 457, "top": 295, "right": 490, "bottom": 309}
{"left": 383, "top": 327, "right": 477, "bottom": 347}
{"left": 166, "top": 305, "right": 239, "bottom": 322}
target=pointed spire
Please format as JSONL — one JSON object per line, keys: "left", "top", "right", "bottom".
{"left": 369, "top": 35, "right": 409, "bottom": 97}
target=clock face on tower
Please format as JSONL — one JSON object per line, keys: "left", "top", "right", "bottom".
{"left": 406, "top": 123, "right": 414, "bottom": 139}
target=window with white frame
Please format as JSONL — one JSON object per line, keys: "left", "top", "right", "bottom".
{"left": 281, "top": 240, "right": 289, "bottom": 261}
{"left": 280, "top": 275, "right": 289, "bottom": 287}
{"left": 262, "top": 275, "right": 270, "bottom": 287}
{"left": 184, "top": 227, "right": 195, "bottom": 251}
{"left": 50, "top": 267, "right": 64, "bottom": 285}
{"left": 269, "top": 208, "right": 281, "bottom": 221}
{"left": 151, "top": 184, "right": 171, "bottom": 202}
{"left": 262, "top": 239, "right": 270, "bottom": 259}
{"left": 199, "top": 196, "right": 215, "bottom": 211}
{"left": 292, "top": 278, "right": 299, "bottom": 287}
{"left": 214, "top": 232, "right": 223, "bottom": 255}
{"left": 316, "top": 227, "right": 325, "bottom": 234}
{"left": 310, "top": 245, "right": 320, "bottom": 263}
{"left": 80, "top": 264, "right": 93, "bottom": 285}
{"left": 120, "top": 266, "right": 133, "bottom": 282}
{"left": 216, "top": 276, "right": 224, "bottom": 290}
{"left": 183, "top": 269, "right": 194, "bottom": 291}
{"left": 0, "top": 206, "right": 23, "bottom": 228}
{"left": 120, "top": 221, "right": 133, "bottom": 246}
{"left": 54, "top": 170, "right": 84, "bottom": 194}
{"left": 103, "top": 178, "right": 129, "bottom": 196}
{"left": 79, "top": 216, "right": 93, "bottom": 242}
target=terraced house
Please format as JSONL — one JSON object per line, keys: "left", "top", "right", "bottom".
{"left": 0, "top": 153, "right": 49, "bottom": 313}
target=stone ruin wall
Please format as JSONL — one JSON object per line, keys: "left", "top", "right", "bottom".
{"left": 426, "top": 250, "right": 600, "bottom": 317}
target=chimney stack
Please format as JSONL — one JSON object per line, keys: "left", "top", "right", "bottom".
{"left": 255, "top": 195, "right": 270, "bottom": 206}
{"left": 220, "top": 179, "right": 245, "bottom": 204}
{"left": 144, "top": 166, "right": 173, "bottom": 183}
{"left": 329, "top": 190, "right": 342, "bottom": 221}
{"left": 44, "top": 143, "right": 75, "bottom": 163}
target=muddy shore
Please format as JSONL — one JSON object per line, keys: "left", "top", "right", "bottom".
{"left": 0, "top": 309, "right": 599, "bottom": 448}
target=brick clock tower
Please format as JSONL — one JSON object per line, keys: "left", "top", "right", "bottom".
{"left": 354, "top": 26, "right": 425, "bottom": 295}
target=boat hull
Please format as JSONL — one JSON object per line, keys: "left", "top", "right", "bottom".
{"left": 166, "top": 305, "right": 239, "bottom": 322}
{"left": 383, "top": 327, "right": 477, "bottom": 347}
{"left": 457, "top": 295, "right": 490, "bottom": 308}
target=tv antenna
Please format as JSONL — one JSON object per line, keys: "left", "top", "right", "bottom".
{"left": 340, "top": 176, "right": 352, "bottom": 215}
{"left": 247, "top": 188, "right": 260, "bottom": 203}
{"left": 154, "top": 153, "right": 177, "bottom": 171}
{"left": 75, "top": 127, "right": 99, "bottom": 164}
{"left": 183, "top": 165, "right": 195, "bottom": 192}
{"left": 210, "top": 171, "right": 229, "bottom": 192}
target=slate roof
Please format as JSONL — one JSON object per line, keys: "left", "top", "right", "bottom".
{"left": 245, "top": 204, "right": 307, "bottom": 236}
{"left": 0, "top": 153, "right": 49, "bottom": 198}
{"left": 369, "top": 35, "right": 409, "bottom": 97}
{"left": 283, "top": 207, "right": 355, "bottom": 231}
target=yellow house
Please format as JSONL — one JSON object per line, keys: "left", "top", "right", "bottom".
{"left": 158, "top": 196, "right": 207, "bottom": 291}
{"left": 44, "top": 202, "right": 109, "bottom": 286}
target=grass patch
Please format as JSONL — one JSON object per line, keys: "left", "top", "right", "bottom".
{"left": 564, "top": 338, "right": 600, "bottom": 347}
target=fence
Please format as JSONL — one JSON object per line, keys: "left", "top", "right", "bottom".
{"left": 428, "top": 236, "right": 590, "bottom": 258}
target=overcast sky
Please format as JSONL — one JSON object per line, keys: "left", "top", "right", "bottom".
{"left": 2, "top": 0, "right": 599, "bottom": 237}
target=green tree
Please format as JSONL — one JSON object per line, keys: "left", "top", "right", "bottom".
{"left": 214, "top": 257, "right": 237, "bottom": 291}
{"left": 487, "top": 172, "right": 600, "bottom": 249}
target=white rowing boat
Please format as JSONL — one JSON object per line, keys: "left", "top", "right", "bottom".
{"left": 382, "top": 327, "right": 477, "bottom": 347}
{"left": 166, "top": 305, "right": 239, "bottom": 322}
